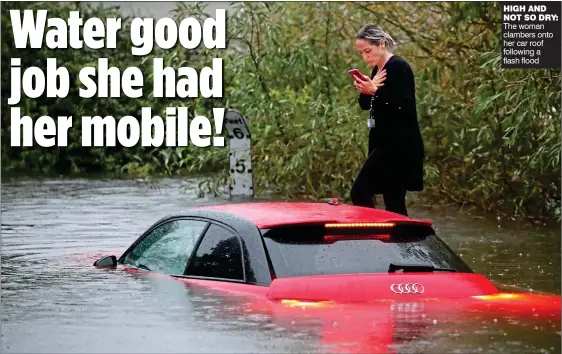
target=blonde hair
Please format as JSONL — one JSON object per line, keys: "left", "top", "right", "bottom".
{"left": 357, "top": 24, "right": 397, "bottom": 52}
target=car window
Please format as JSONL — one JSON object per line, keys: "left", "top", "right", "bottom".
{"left": 261, "top": 224, "right": 473, "bottom": 278}
{"left": 185, "top": 224, "right": 244, "bottom": 281}
{"left": 122, "top": 219, "right": 208, "bottom": 275}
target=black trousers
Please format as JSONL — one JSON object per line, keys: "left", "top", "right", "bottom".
{"left": 350, "top": 149, "right": 408, "bottom": 216}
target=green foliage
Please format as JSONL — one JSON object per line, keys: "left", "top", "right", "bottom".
{"left": 165, "top": 2, "right": 560, "bottom": 220}
{"left": 2, "top": 1, "right": 560, "bottom": 220}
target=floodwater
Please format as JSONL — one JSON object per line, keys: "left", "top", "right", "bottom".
{"left": 1, "top": 178, "right": 560, "bottom": 353}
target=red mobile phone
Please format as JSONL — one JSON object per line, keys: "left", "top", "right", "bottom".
{"left": 348, "top": 69, "right": 368, "bottom": 81}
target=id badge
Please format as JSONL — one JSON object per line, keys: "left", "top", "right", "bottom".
{"left": 367, "top": 118, "right": 375, "bottom": 128}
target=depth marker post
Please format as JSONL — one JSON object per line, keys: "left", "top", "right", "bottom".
{"left": 223, "top": 109, "right": 254, "bottom": 198}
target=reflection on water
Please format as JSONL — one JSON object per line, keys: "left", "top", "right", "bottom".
{"left": 1, "top": 178, "right": 560, "bottom": 353}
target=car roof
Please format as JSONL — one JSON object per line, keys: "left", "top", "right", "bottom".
{"left": 197, "top": 202, "right": 432, "bottom": 229}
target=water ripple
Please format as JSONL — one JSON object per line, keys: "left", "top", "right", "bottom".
{"left": 1, "top": 178, "right": 560, "bottom": 353}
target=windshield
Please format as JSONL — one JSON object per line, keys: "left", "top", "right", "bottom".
{"left": 261, "top": 224, "right": 473, "bottom": 278}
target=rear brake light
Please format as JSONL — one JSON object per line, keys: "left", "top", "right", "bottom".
{"left": 324, "top": 234, "right": 391, "bottom": 242}
{"left": 324, "top": 222, "right": 395, "bottom": 228}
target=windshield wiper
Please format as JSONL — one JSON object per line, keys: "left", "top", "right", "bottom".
{"left": 137, "top": 264, "right": 151, "bottom": 271}
{"left": 388, "top": 263, "right": 456, "bottom": 273}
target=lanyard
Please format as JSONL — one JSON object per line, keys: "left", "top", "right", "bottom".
{"left": 369, "top": 54, "right": 393, "bottom": 120}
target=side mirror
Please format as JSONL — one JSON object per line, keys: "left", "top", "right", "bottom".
{"left": 93, "top": 255, "right": 117, "bottom": 268}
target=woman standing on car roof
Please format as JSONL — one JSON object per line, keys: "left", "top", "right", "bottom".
{"left": 349, "top": 24, "right": 425, "bottom": 216}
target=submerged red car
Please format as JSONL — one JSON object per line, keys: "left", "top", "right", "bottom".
{"left": 94, "top": 201, "right": 560, "bottom": 319}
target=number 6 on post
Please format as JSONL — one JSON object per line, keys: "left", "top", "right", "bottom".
{"left": 223, "top": 109, "right": 254, "bottom": 198}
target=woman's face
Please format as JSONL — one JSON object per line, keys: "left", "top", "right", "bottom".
{"left": 356, "top": 39, "right": 385, "bottom": 67}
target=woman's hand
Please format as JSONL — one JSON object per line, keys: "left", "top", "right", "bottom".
{"left": 355, "top": 69, "right": 386, "bottom": 94}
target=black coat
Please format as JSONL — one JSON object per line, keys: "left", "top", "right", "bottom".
{"left": 358, "top": 55, "right": 425, "bottom": 193}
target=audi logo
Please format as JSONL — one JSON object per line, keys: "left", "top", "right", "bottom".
{"left": 390, "top": 283, "right": 425, "bottom": 294}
